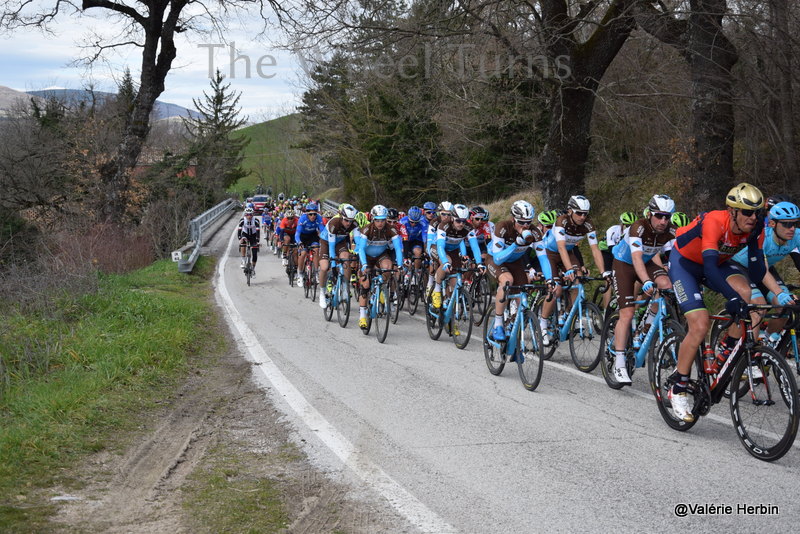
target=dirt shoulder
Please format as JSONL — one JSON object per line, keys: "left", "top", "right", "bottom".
{"left": 49, "top": 300, "right": 409, "bottom": 534}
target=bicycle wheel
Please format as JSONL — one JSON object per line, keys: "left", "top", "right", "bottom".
{"left": 375, "top": 284, "right": 391, "bottom": 343}
{"left": 533, "top": 295, "right": 559, "bottom": 361}
{"left": 323, "top": 274, "right": 335, "bottom": 322}
{"left": 311, "top": 266, "right": 319, "bottom": 303}
{"left": 391, "top": 277, "right": 403, "bottom": 324}
{"left": 648, "top": 321, "right": 698, "bottom": 431}
{"left": 472, "top": 276, "right": 491, "bottom": 327}
{"left": 517, "top": 310, "right": 544, "bottom": 391}
{"left": 598, "top": 311, "right": 633, "bottom": 390}
{"left": 730, "top": 345, "right": 799, "bottom": 461}
{"left": 568, "top": 301, "right": 604, "bottom": 372}
{"left": 775, "top": 333, "right": 800, "bottom": 375}
{"left": 363, "top": 287, "right": 374, "bottom": 336}
{"left": 451, "top": 289, "right": 473, "bottom": 350}
{"left": 426, "top": 289, "right": 444, "bottom": 341}
{"left": 336, "top": 276, "right": 351, "bottom": 328}
{"left": 287, "top": 255, "right": 295, "bottom": 287}
{"left": 482, "top": 306, "right": 505, "bottom": 375}
{"left": 407, "top": 271, "right": 419, "bottom": 315}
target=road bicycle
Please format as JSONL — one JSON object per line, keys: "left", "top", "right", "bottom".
{"left": 534, "top": 275, "right": 606, "bottom": 371}
{"left": 650, "top": 303, "right": 800, "bottom": 461}
{"left": 598, "top": 288, "right": 681, "bottom": 389}
{"left": 465, "top": 269, "right": 492, "bottom": 327}
{"left": 323, "top": 257, "right": 359, "bottom": 328}
{"left": 482, "top": 282, "right": 548, "bottom": 391}
{"left": 301, "top": 245, "right": 319, "bottom": 301}
{"left": 284, "top": 243, "right": 299, "bottom": 287}
{"left": 241, "top": 240, "right": 255, "bottom": 286}
{"left": 362, "top": 267, "right": 397, "bottom": 344}
{"left": 424, "top": 267, "right": 478, "bottom": 349}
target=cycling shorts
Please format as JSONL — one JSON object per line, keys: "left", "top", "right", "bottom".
{"left": 319, "top": 239, "right": 350, "bottom": 260}
{"left": 612, "top": 258, "right": 668, "bottom": 309}
{"left": 298, "top": 233, "right": 320, "bottom": 249}
{"left": 546, "top": 249, "right": 581, "bottom": 283}
{"left": 404, "top": 240, "right": 425, "bottom": 257}
{"left": 668, "top": 248, "right": 743, "bottom": 314}
{"left": 486, "top": 256, "right": 527, "bottom": 286}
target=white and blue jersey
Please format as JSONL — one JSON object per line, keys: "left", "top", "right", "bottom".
{"left": 542, "top": 213, "right": 598, "bottom": 252}
{"left": 612, "top": 219, "right": 675, "bottom": 264}
{"left": 355, "top": 224, "right": 404, "bottom": 265}
{"left": 435, "top": 223, "right": 483, "bottom": 264}
{"left": 490, "top": 219, "right": 551, "bottom": 279}
{"left": 732, "top": 226, "right": 800, "bottom": 268}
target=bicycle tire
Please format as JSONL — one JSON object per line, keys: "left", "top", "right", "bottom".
{"left": 568, "top": 301, "right": 604, "bottom": 372}
{"left": 482, "top": 306, "right": 505, "bottom": 375}
{"left": 375, "top": 284, "right": 391, "bottom": 343}
{"left": 729, "top": 345, "right": 799, "bottom": 461}
{"left": 287, "top": 255, "right": 296, "bottom": 287}
{"left": 451, "top": 289, "right": 473, "bottom": 350}
{"left": 311, "top": 267, "right": 318, "bottom": 303}
{"left": 648, "top": 321, "right": 698, "bottom": 431}
{"left": 336, "top": 276, "right": 351, "bottom": 328}
{"left": 533, "top": 295, "right": 559, "bottom": 361}
{"left": 426, "top": 289, "right": 444, "bottom": 341}
{"left": 407, "top": 271, "right": 419, "bottom": 314}
{"left": 598, "top": 310, "right": 631, "bottom": 389}
{"left": 517, "top": 310, "right": 544, "bottom": 391}
{"left": 392, "top": 277, "right": 403, "bottom": 324}
{"left": 323, "top": 274, "right": 335, "bottom": 322}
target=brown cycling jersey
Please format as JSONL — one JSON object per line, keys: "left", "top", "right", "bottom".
{"left": 493, "top": 219, "right": 544, "bottom": 247}
{"left": 325, "top": 216, "right": 354, "bottom": 237}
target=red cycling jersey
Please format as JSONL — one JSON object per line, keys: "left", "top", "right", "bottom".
{"left": 674, "top": 209, "right": 764, "bottom": 264}
{"left": 394, "top": 222, "right": 409, "bottom": 241}
{"left": 280, "top": 217, "right": 298, "bottom": 233}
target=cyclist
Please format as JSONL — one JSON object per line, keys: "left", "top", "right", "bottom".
{"left": 469, "top": 206, "right": 494, "bottom": 260}
{"left": 730, "top": 200, "right": 800, "bottom": 341}
{"left": 387, "top": 208, "right": 408, "bottom": 241}
{"left": 422, "top": 201, "right": 438, "bottom": 226}
{"left": 536, "top": 209, "right": 558, "bottom": 234}
{"left": 355, "top": 211, "right": 369, "bottom": 229}
{"left": 660, "top": 211, "right": 690, "bottom": 262}
{"left": 601, "top": 211, "right": 637, "bottom": 273}
{"left": 667, "top": 183, "right": 768, "bottom": 422}
{"left": 279, "top": 210, "right": 298, "bottom": 272}
{"left": 425, "top": 202, "right": 455, "bottom": 293}
{"left": 400, "top": 206, "right": 428, "bottom": 272}
{"left": 261, "top": 209, "right": 274, "bottom": 235}
{"left": 295, "top": 202, "right": 325, "bottom": 288}
{"left": 609, "top": 195, "right": 677, "bottom": 385}
{"left": 430, "top": 204, "right": 485, "bottom": 308}
{"left": 355, "top": 205, "right": 404, "bottom": 330}
{"left": 237, "top": 207, "right": 260, "bottom": 275}
{"left": 318, "top": 204, "right": 359, "bottom": 309}
{"left": 486, "top": 200, "right": 551, "bottom": 341}
{"left": 539, "top": 195, "right": 608, "bottom": 345}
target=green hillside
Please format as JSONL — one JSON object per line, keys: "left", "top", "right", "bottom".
{"left": 231, "top": 114, "right": 319, "bottom": 198}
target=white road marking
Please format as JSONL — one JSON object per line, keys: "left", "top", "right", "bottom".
{"left": 215, "top": 229, "right": 457, "bottom": 534}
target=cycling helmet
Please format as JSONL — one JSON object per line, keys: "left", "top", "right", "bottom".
{"left": 246, "top": 197, "right": 253, "bottom": 202}
{"left": 278, "top": 193, "right": 285, "bottom": 201}
{"left": 567, "top": 195, "right": 591, "bottom": 212}
{"left": 769, "top": 201, "right": 800, "bottom": 221}
{"left": 244, "top": 207, "right": 254, "bottom": 215}
{"left": 437, "top": 201, "right": 454, "bottom": 215}
{"left": 294, "top": 208, "right": 302, "bottom": 217}
{"left": 647, "top": 194, "right": 675, "bottom": 214}
{"left": 671, "top": 212, "right": 690, "bottom": 227}
{"left": 726, "top": 182, "right": 764, "bottom": 210}
{"left": 423, "top": 201, "right": 436, "bottom": 212}
{"left": 538, "top": 209, "right": 558, "bottom": 226}
{"left": 511, "top": 200, "right": 534, "bottom": 221}
{"left": 339, "top": 203, "right": 358, "bottom": 220}
{"left": 355, "top": 211, "right": 369, "bottom": 227}
{"left": 453, "top": 204, "right": 470, "bottom": 220}
{"left": 620, "top": 211, "right": 637, "bottom": 225}
{"left": 285, "top": 210, "right": 295, "bottom": 218}
{"left": 371, "top": 204, "right": 388, "bottom": 220}
{"left": 408, "top": 206, "right": 422, "bottom": 222}
{"left": 305, "top": 201, "right": 318, "bottom": 212}
{"left": 386, "top": 207, "right": 399, "bottom": 220}
{"left": 470, "top": 206, "right": 489, "bottom": 219}
{"left": 766, "top": 194, "right": 791, "bottom": 210}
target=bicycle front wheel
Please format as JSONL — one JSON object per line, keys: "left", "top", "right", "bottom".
{"left": 426, "top": 289, "right": 444, "bottom": 341}
{"left": 568, "top": 301, "right": 604, "bottom": 372}
{"left": 598, "top": 310, "right": 632, "bottom": 390}
{"left": 730, "top": 345, "right": 799, "bottom": 462}
{"left": 482, "top": 306, "right": 505, "bottom": 375}
{"left": 517, "top": 310, "right": 544, "bottom": 391}
{"left": 648, "top": 321, "right": 698, "bottom": 431}
{"left": 533, "top": 295, "right": 558, "bottom": 361}
{"left": 391, "top": 278, "right": 403, "bottom": 324}
{"left": 375, "top": 285, "right": 391, "bottom": 343}
{"left": 451, "top": 289, "right": 473, "bottom": 350}
{"left": 336, "top": 277, "right": 351, "bottom": 328}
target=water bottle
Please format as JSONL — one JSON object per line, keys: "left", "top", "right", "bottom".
{"left": 510, "top": 300, "right": 518, "bottom": 318}
{"left": 703, "top": 346, "right": 717, "bottom": 374}
{"left": 767, "top": 332, "right": 782, "bottom": 348}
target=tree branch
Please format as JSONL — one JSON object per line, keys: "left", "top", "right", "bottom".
{"left": 81, "top": 0, "right": 147, "bottom": 26}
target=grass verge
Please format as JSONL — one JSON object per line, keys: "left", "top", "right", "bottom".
{"left": 0, "top": 257, "right": 219, "bottom": 531}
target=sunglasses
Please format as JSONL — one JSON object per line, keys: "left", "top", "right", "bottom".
{"left": 739, "top": 208, "right": 761, "bottom": 218}
{"left": 307, "top": 212, "right": 318, "bottom": 216}
{"left": 425, "top": 211, "right": 436, "bottom": 215}
{"left": 515, "top": 219, "right": 532, "bottom": 226}
{"left": 455, "top": 218, "right": 467, "bottom": 224}
{"left": 343, "top": 217, "right": 354, "bottom": 223}
{"left": 652, "top": 213, "right": 670, "bottom": 220}
{"left": 574, "top": 211, "right": 589, "bottom": 217}
{"left": 471, "top": 217, "right": 485, "bottom": 222}
{"left": 778, "top": 220, "right": 800, "bottom": 228}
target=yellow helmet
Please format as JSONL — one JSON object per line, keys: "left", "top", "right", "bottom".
{"left": 726, "top": 182, "right": 764, "bottom": 210}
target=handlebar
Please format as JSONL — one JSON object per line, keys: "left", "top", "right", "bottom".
{"left": 499, "top": 282, "right": 550, "bottom": 304}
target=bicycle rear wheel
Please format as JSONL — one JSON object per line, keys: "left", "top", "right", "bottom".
{"left": 568, "top": 301, "right": 604, "bottom": 372}
{"left": 482, "top": 307, "right": 505, "bottom": 375}
{"left": 648, "top": 321, "right": 698, "bottom": 431}
{"left": 451, "top": 289, "right": 473, "bottom": 350}
{"left": 375, "top": 284, "right": 391, "bottom": 343}
{"left": 517, "top": 311, "right": 544, "bottom": 391}
{"left": 730, "top": 345, "right": 799, "bottom": 461}
{"left": 407, "top": 272, "right": 419, "bottom": 315}
{"left": 598, "top": 310, "right": 633, "bottom": 390}
{"left": 391, "top": 278, "right": 403, "bottom": 324}
{"left": 472, "top": 276, "right": 491, "bottom": 327}
{"left": 533, "top": 295, "right": 558, "bottom": 361}
{"left": 311, "top": 267, "right": 319, "bottom": 302}
{"left": 336, "top": 276, "right": 351, "bottom": 328}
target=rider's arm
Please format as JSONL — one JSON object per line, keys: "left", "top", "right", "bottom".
{"left": 294, "top": 219, "right": 303, "bottom": 243}
{"left": 355, "top": 231, "right": 368, "bottom": 265}
{"left": 436, "top": 228, "right": 448, "bottom": 264}
{"left": 391, "top": 234, "right": 404, "bottom": 265}
{"left": 533, "top": 241, "right": 552, "bottom": 280}
{"left": 467, "top": 233, "right": 483, "bottom": 265}
{"left": 761, "top": 269, "right": 785, "bottom": 300}
{"left": 745, "top": 224, "right": 767, "bottom": 284}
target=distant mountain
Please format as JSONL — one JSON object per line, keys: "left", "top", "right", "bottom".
{"left": 0, "top": 85, "right": 41, "bottom": 115}
{"left": 24, "top": 88, "right": 197, "bottom": 120}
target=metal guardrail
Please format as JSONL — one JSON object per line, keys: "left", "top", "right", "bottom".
{"left": 322, "top": 198, "right": 340, "bottom": 213}
{"left": 174, "top": 198, "right": 237, "bottom": 273}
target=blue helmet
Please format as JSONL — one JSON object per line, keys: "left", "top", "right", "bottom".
{"left": 408, "top": 206, "right": 422, "bottom": 222}
{"left": 371, "top": 204, "right": 388, "bottom": 220}
{"left": 305, "top": 202, "right": 318, "bottom": 212}
{"left": 769, "top": 201, "right": 800, "bottom": 221}
{"left": 422, "top": 201, "right": 436, "bottom": 212}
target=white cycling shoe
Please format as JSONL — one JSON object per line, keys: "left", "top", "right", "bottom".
{"left": 612, "top": 365, "right": 632, "bottom": 385}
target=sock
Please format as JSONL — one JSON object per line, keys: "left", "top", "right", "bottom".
{"left": 434, "top": 282, "right": 442, "bottom": 292}
{"left": 494, "top": 314, "right": 503, "bottom": 328}
{"left": 359, "top": 307, "right": 367, "bottom": 319}
{"left": 539, "top": 317, "right": 549, "bottom": 331}
{"left": 614, "top": 350, "right": 626, "bottom": 368}
{"left": 672, "top": 374, "right": 690, "bottom": 393}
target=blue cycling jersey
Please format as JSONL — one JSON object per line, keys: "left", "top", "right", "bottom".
{"left": 400, "top": 216, "right": 428, "bottom": 243}
{"left": 294, "top": 214, "right": 324, "bottom": 242}
{"left": 732, "top": 226, "right": 800, "bottom": 268}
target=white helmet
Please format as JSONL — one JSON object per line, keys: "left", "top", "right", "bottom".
{"left": 647, "top": 194, "right": 676, "bottom": 214}
{"left": 453, "top": 204, "right": 470, "bottom": 219}
{"left": 567, "top": 195, "right": 590, "bottom": 212}
{"left": 244, "top": 207, "right": 254, "bottom": 215}
{"left": 371, "top": 204, "right": 388, "bottom": 220}
{"left": 340, "top": 204, "right": 358, "bottom": 220}
{"left": 438, "top": 201, "right": 454, "bottom": 215}
{"left": 511, "top": 200, "right": 535, "bottom": 221}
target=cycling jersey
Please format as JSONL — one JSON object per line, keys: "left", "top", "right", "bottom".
{"left": 612, "top": 219, "right": 675, "bottom": 264}
{"left": 542, "top": 214, "right": 598, "bottom": 252}
{"left": 321, "top": 217, "right": 354, "bottom": 259}
{"left": 399, "top": 216, "right": 428, "bottom": 243}
{"left": 674, "top": 210, "right": 763, "bottom": 264}
{"left": 294, "top": 213, "right": 325, "bottom": 242}
{"left": 490, "top": 220, "right": 551, "bottom": 279}
{"left": 355, "top": 223, "right": 404, "bottom": 265}
{"left": 731, "top": 225, "right": 800, "bottom": 267}
{"left": 393, "top": 221, "right": 409, "bottom": 241}
{"left": 279, "top": 217, "right": 298, "bottom": 235}
{"left": 435, "top": 222, "right": 483, "bottom": 265}
{"left": 238, "top": 217, "right": 260, "bottom": 238}
{"left": 471, "top": 220, "right": 495, "bottom": 246}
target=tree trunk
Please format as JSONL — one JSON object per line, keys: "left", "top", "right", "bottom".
{"left": 771, "top": 0, "right": 799, "bottom": 193}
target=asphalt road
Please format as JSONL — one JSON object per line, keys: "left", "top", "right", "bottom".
{"left": 210, "top": 218, "right": 800, "bottom": 533}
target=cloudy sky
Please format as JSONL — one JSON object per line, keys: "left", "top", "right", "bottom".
{"left": 0, "top": 5, "right": 306, "bottom": 122}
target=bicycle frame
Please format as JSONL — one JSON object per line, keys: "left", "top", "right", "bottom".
{"left": 486, "top": 284, "right": 543, "bottom": 355}
{"left": 428, "top": 269, "right": 472, "bottom": 325}
{"left": 625, "top": 292, "right": 673, "bottom": 368}
{"left": 329, "top": 258, "right": 358, "bottom": 307}
{"left": 369, "top": 268, "right": 395, "bottom": 318}
{"left": 557, "top": 281, "right": 588, "bottom": 342}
